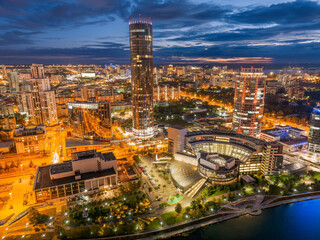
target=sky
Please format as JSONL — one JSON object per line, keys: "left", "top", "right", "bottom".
{"left": 0, "top": 0, "right": 320, "bottom": 65}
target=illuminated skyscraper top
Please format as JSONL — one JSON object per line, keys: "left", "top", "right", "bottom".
{"left": 232, "top": 67, "right": 266, "bottom": 138}
{"left": 129, "top": 16, "right": 154, "bottom": 139}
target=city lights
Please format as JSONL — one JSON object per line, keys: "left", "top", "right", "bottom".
{"left": 0, "top": 1, "right": 319, "bottom": 239}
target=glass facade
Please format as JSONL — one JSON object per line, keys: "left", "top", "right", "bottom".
{"left": 184, "top": 131, "right": 282, "bottom": 175}
{"left": 129, "top": 16, "right": 154, "bottom": 139}
{"left": 34, "top": 175, "right": 116, "bottom": 202}
{"left": 308, "top": 106, "right": 320, "bottom": 157}
{"left": 232, "top": 68, "right": 266, "bottom": 138}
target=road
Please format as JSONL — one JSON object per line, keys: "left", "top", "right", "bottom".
{"left": 181, "top": 91, "right": 309, "bottom": 133}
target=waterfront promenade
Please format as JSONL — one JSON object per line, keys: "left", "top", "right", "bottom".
{"left": 78, "top": 191, "right": 320, "bottom": 240}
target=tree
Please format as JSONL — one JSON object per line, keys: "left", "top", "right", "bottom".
{"left": 10, "top": 161, "right": 16, "bottom": 169}
{"left": 28, "top": 207, "right": 49, "bottom": 225}
{"left": 29, "top": 160, "right": 34, "bottom": 168}
{"left": 175, "top": 203, "right": 182, "bottom": 214}
{"left": 4, "top": 162, "right": 9, "bottom": 172}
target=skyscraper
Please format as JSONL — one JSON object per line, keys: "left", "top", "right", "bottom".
{"left": 18, "top": 64, "right": 58, "bottom": 126}
{"left": 30, "top": 64, "right": 45, "bottom": 79}
{"left": 129, "top": 16, "right": 154, "bottom": 139}
{"left": 308, "top": 106, "right": 320, "bottom": 159}
{"left": 8, "top": 72, "right": 20, "bottom": 92}
{"left": 232, "top": 67, "right": 266, "bottom": 137}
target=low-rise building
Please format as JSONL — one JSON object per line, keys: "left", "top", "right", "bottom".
{"left": 33, "top": 150, "right": 118, "bottom": 202}
{"left": 261, "top": 125, "right": 308, "bottom": 152}
{"left": 14, "top": 124, "right": 46, "bottom": 154}
{"left": 261, "top": 125, "right": 306, "bottom": 142}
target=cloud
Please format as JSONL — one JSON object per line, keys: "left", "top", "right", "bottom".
{"left": 1, "top": 0, "right": 320, "bottom": 64}
{"left": 170, "top": 56, "right": 274, "bottom": 63}
{"left": 230, "top": 0, "right": 320, "bottom": 24}
{"left": 0, "top": 0, "right": 125, "bottom": 30}
{"left": 0, "top": 30, "right": 41, "bottom": 45}
{"left": 128, "top": 0, "right": 229, "bottom": 29}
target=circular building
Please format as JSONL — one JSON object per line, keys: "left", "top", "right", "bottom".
{"left": 197, "top": 152, "right": 239, "bottom": 185}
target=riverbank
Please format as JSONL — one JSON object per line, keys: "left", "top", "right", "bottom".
{"left": 77, "top": 191, "right": 320, "bottom": 240}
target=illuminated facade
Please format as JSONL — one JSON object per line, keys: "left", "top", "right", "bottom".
{"left": 129, "top": 16, "right": 154, "bottom": 139}
{"left": 33, "top": 150, "right": 118, "bottom": 202}
{"left": 14, "top": 124, "right": 46, "bottom": 154}
{"left": 8, "top": 72, "right": 20, "bottom": 93}
{"left": 232, "top": 68, "right": 266, "bottom": 138}
{"left": 153, "top": 85, "right": 181, "bottom": 102}
{"left": 18, "top": 64, "right": 58, "bottom": 126}
{"left": 197, "top": 152, "right": 239, "bottom": 185}
{"left": 168, "top": 127, "right": 283, "bottom": 176}
{"left": 308, "top": 106, "right": 320, "bottom": 158}
{"left": 68, "top": 101, "right": 112, "bottom": 141}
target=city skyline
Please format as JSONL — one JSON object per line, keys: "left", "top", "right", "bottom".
{"left": 0, "top": 1, "right": 320, "bottom": 240}
{"left": 0, "top": 0, "right": 320, "bottom": 64}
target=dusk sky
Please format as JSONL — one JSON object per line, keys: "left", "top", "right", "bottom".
{"left": 1, "top": 0, "right": 320, "bottom": 65}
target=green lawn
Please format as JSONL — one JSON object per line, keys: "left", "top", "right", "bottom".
{"left": 313, "top": 172, "right": 320, "bottom": 180}
{"left": 209, "top": 189, "right": 229, "bottom": 197}
{"left": 161, "top": 211, "right": 186, "bottom": 225}
{"left": 168, "top": 196, "right": 184, "bottom": 205}
{"left": 146, "top": 218, "right": 162, "bottom": 230}
{"left": 40, "top": 207, "right": 56, "bottom": 217}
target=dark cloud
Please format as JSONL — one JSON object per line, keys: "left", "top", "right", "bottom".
{"left": 0, "top": 44, "right": 130, "bottom": 64}
{"left": 0, "top": 0, "right": 320, "bottom": 64}
{"left": 128, "top": 0, "right": 229, "bottom": 29}
{"left": 0, "top": 0, "right": 126, "bottom": 30}
{"left": 230, "top": 0, "right": 320, "bottom": 24}
{"left": 0, "top": 30, "right": 41, "bottom": 45}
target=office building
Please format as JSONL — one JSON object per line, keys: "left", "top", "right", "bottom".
{"left": 129, "top": 16, "right": 154, "bottom": 139}
{"left": 308, "top": 106, "right": 320, "bottom": 158}
{"left": 232, "top": 68, "right": 266, "bottom": 138}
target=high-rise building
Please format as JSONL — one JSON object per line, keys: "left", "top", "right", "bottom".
{"left": 8, "top": 72, "right": 20, "bottom": 92}
{"left": 31, "top": 64, "right": 45, "bottom": 79}
{"left": 18, "top": 64, "right": 58, "bottom": 126}
{"left": 232, "top": 67, "right": 266, "bottom": 138}
{"left": 129, "top": 16, "right": 154, "bottom": 139}
{"left": 308, "top": 106, "right": 320, "bottom": 159}
{"left": 80, "top": 86, "right": 97, "bottom": 102}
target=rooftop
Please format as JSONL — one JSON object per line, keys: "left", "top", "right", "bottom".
{"left": 169, "top": 125, "right": 186, "bottom": 130}
{"left": 50, "top": 162, "right": 72, "bottom": 175}
{"left": 34, "top": 165, "right": 116, "bottom": 190}
{"left": 186, "top": 129, "right": 266, "bottom": 145}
